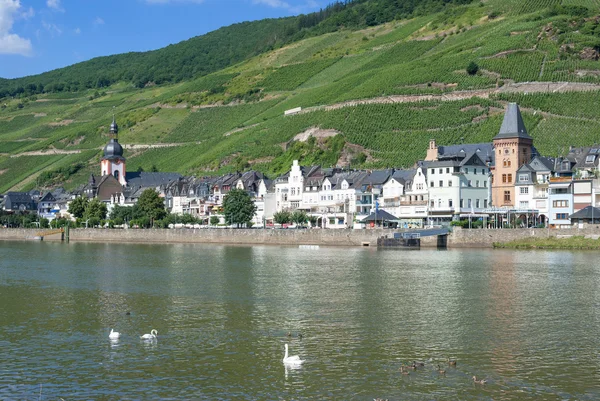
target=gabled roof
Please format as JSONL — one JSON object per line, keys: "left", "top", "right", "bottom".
{"left": 493, "top": 103, "right": 532, "bottom": 140}
{"left": 529, "top": 156, "right": 555, "bottom": 171}
{"left": 38, "top": 192, "right": 56, "bottom": 203}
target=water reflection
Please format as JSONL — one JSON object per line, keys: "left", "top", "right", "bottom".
{"left": 2, "top": 242, "right": 600, "bottom": 400}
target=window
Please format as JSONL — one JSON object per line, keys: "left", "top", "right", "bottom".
{"left": 520, "top": 187, "right": 529, "bottom": 194}
{"left": 446, "top": 168, "right": 450, "bottom": 174}
{"left": 438, "top": 199, "right": 442, "bottom": 207}
{"left": 430, "top": 182, "right": 434, "bottom": 187}
{"left": 507, "top": 174, "right": 512, "bottom": 183}
{"left": 508, "top": 160, "right": 512, "bottom": 167}
{"left": 305, "top": 187, "right": 309, "bottom": 191}
{"left": 519, "top": 174, "right": 528, "bottom": 182}
{"left": 476, "top": 180, "right": 479, "bottom": 187}
{"left": 460, "top": 199, "right": 464, "bottom": 208}
{"left": 586, "top": 155, "right": 596, "bottom": 163}
{"left": 448, "top": 180, "right": 452, "bottom": 187}
{"left": 520, "top": 201, "right": 529, "bottom": 208}
{"left": 465, "top": 168, "right": 469, "bottom": 174}
{"left": 476, "top": 199, "right": 480, "bottom": 208}
{"left": 430, "top": 169, "right": 435, "bottom": 175}
{"left": 449, "top": 199, "right": 453, "bottom": 207}
{"left": 556, "top": 213, "right": 568, "bottom": 220}
{"left": 503, "top": 160, "right": 508, "bottom": 167}
{"left": 484, "top": 181, "right": 487, "bottom": 188}
{"left": 484, "top": 199, "right": 488, "bottom": 208}
{"left": 439, "top": 180, "right": 443, "bottom": 187}
{"left": 482, "top": 169, "right": 485, "bottom": 174}
{"left": 430, "top": 200, "right": 434, "bottom": 208}
{"left": 553, "top": 200, "right": 569, "bottom": 208}
{"left": 504, "top": 149, "right": 510, "bottom": 155}
{"left": 474, "top": 169, "right": 477, "bottom": 175}
{"left": 468, "top": 180, "right": 473, "bottom": 187}
{"left": 468, "top": 199, "right": 472, "bottom": 208}
{"left": 504, "top": 191, "right": 511, "bottom": 203}
{"left": 502, "top": 174, "right": 507, "bottom": 183}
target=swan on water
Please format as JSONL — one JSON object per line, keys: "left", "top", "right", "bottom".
{"left": 283, "top": 343, "right": 304, "bottom": 364}
{"left": 140, "top": 329, "right": 158, "bottom": 340}
{"left": 109, "top": 329, "right": 120, "bottom": 340}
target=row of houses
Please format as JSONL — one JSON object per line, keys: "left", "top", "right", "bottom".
{"left": 2, "top": 103, "right": 599, "bottom": 228}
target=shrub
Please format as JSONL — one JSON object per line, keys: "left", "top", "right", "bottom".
{"left": 466, "top": 61, "right": 479, "bottom": 75}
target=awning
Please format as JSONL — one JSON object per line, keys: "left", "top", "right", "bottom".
{"left": 550, "top": 182, "right": 571, "bottom": 188}
{"left": 459, "top": 213, "right": 489, "bottom": 217}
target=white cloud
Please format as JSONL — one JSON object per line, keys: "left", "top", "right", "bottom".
{"left": 253, "top": 0, "right": 290, "bottom": 8}
{"left": 46, "top": 0, "right": 63, "bottom": 11}
{"left": 93, "top": 17, "right": 104, "bottom": 26}
{"left": 252, "top": 0, "right": 321, "bottom": 12}
{"left": 21, "top": 5, "right": 34, "bottom": 19}
{"left": 0, "top": 0, "right": 32, "bottom": 56}
{"left": 42, "top": 20, "right": 61, "bottom": 36}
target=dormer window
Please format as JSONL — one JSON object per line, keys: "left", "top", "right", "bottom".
{"left": 586, "top": 155, "right": 596, "bottom": 163}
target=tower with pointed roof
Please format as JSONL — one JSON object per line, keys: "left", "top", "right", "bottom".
{"left": 491, "top": 103, "right": 533, "bottom": 208}
{"left": 100, "top": 116, "right": 127, "bottom": 186}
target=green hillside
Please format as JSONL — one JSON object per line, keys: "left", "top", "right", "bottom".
{"left": 2, "top": 0, "right": 600, "bottom": 193}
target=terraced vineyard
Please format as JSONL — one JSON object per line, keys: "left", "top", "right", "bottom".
{"left": 2, "top": 0, "right": 600, "bottom": 192}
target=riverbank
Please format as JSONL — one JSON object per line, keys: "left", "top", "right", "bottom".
{"left": 1, "top": 226, "right": 600, "bottom": 248}
{"left": 494, "top": 236, "right": 600, "bottom": 250}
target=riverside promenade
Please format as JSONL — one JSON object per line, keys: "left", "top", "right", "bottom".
{"left": 2, "top": 226, "right": 600, "bottom": 248}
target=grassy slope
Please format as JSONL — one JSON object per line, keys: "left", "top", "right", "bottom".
{"left": 2, "top": 0, "right": 600, "bottom": 192}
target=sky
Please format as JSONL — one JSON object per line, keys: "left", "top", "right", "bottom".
{"left": 0, "top": 0, "right": 326, "bottom": 79}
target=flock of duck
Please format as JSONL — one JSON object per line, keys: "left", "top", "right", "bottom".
{"left": 398, "top": 357, "right": 487, "bottom": 385}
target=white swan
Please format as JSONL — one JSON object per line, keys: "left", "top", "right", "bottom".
{"left": 283, "top": 343, "right": 304, "bottom": 364}
{"left": 109, "top": 329, "right": 120, "bottom": 340}
{"left": 140, "top": 329, "right": 157, "bottom": 340}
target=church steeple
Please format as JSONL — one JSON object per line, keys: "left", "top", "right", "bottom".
{"left": 110, "top": 111, "right": 119, "bottom": 137}
{"left": 101, "top": 113, "right": 127, "bottom": 186}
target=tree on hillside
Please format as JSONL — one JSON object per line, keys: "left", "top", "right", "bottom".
{"left": 68, "top": 196, "right": 89, "bottom": 219}
{"left": 466, "top": 61, "right": 479, "bottom": 75}
{"left": 136, "top": 189, "right": 167, "bottom": 222}
{"left": 222, "top": 188, "right": 256, "bottom": 228}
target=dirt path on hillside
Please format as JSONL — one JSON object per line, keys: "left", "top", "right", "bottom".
{"left": 300, "top": 81, "right": 600, "bottom": 113}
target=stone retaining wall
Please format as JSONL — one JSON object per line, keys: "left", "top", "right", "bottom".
{"left": 2, "top": 226, "right": 600, "bottom": 248}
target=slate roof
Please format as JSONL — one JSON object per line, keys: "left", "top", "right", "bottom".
{"left": 360, "top": 209, "right": 398, "bottom": 222}
{"left": 570, "top": 206, "right": 600, "bottom": 220}
{"left": 125, "top": 172, "right": 182, "bottom": 188}
{"left": 494, "top": 103, "right": 532, "bottom": 140}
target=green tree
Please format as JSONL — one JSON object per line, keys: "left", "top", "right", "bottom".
{"left": 136, "top": 189, "right": 167, "bottom": 223}
{"left": 222, "top": 188, "right": 257, "bottom": 228}
{"left": 273, "top": 210, "right": 292, "bottom": 225}
{"left": 210, "top": 215, "right": 220, "bottom": 226}
{"left": 291, "top": 210, "right": 308, "bottom": 227}
{"left": 466, "top": 61, "right": 479, "bottom": 75}
{"left": 84, "top": 198, "right": 108, "bottom": 221}
{"left": 68, "top": 196, "right": 89, "bottom": 219}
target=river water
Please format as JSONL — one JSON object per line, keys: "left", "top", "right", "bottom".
{"left": 1, "top": 241, "right": 599, "bottom": 400}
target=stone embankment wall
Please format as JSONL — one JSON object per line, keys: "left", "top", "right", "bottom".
{"left": 2, "top": 226, "right": 600, "bottom": 248}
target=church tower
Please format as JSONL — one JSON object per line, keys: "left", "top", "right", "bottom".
{"left": 491, "top": 103, "right": 533, "bottom": 208}
{"left": 100, "top": 116, "right": 127, "bottom": 186}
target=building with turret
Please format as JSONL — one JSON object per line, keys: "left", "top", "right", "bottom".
{"left": 491, "top": 103, "right": 534, "bottom": 208}
{"left": 101, "top": 117, "right": 127, "bottom": 186}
